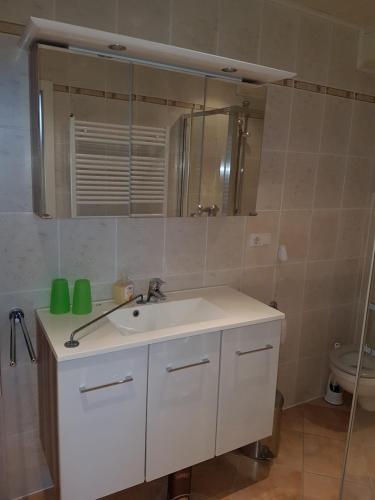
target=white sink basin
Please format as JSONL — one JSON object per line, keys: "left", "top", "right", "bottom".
{"left": 108, "top": 298, "right": 227, "bottom": 335}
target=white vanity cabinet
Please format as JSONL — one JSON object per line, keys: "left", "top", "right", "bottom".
{"left": 57, "top": 346, "right": 148, "bottom": 500}
{"left": 215, "top": 322, "right": 280, "bottom": 455}
{"left": 37, "top": 288, "right": 283, "bottom": 500}
{"left": 146, "top": 332, "right": 221, "bottom": 481}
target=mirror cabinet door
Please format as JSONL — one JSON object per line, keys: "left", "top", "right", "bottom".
{"left": 30, "top": 44, "right": 266, "bottom": 218}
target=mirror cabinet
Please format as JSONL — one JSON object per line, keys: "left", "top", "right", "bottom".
{"left": 30, "top": 44, "right": 267, "bottom": 218}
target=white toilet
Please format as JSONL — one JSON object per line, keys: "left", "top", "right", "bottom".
{"left": 329, "top": 344, "right": 375, "bottom": 411}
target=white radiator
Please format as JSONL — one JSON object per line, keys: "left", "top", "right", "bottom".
{"left": 70, "top": 117, "right": 168, "bottom": 216}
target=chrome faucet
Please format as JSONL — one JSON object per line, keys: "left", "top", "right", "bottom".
{"left": 147, "top": 278, "right": 166, "bottom": 302}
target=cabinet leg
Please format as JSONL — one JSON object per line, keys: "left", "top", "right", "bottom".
{"left": 167, "top": 467, "right": 192, "bottom": 500}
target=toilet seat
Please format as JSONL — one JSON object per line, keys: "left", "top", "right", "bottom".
{"left": 329, "top": 344, "right": 375, "bottom": 379}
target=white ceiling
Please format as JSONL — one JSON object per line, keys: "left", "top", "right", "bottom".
{"left": 289, "top": 0, "right": 375, "bottom": 30}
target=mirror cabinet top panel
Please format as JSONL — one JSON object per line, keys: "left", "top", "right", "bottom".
{"left": 30, "top": 44, "right": 267, "bottom": 218}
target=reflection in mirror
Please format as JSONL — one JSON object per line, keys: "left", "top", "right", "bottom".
{"left": 30, "top": 44, "right": 267, "bottom": 218}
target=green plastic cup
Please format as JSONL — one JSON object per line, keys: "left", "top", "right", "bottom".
{"left": 50, "top": 278, "right": 70, "bottom": 314}
{"left": 72, "top": 279, "right": 92, "bottom": 315}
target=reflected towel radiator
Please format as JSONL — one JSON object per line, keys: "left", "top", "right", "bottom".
{"left": 70, "top": 117, "right": 168, "bottom": 216}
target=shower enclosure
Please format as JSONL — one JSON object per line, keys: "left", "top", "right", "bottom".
{"left": 340, "top": 198, "right": 375, "bottom": 498}
{"left": 178, "top": 100, "right": 263, "bottom": 216}
{"left": 174, "top": 100, "right": 263, "bottom": 217}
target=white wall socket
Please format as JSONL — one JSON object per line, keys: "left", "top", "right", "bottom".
{"left": 248, "top": 233, "right": 272, "bottom": 247}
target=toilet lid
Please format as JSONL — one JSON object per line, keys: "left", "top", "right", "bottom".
{"left": 329, "top": 345, "right": 375, "bottom": 378}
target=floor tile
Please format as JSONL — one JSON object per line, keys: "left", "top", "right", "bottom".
{"left": 274, "top": 429, "right": 303, "bottom": 470}
{"left": 303, "top": 472, "right": 340, "bottom": 499}
{"left": 345, "top": 444, "right": 370, "bottom": 484}
{"left": 191, "top": 455, "right": 236, "bottom": 498}
{"left": 303, "top": 403, "right": 350, "bottom": 441}
{"left": 303, "top": 434, "right": 345, "bottom": 478}
{"left": 282, "top": 405, "right": 304, "bottom": 432}
{"left": 229, "top": 464, "right": 302, "bottom": 499}
{"left": 306, "top": 397, "right": 351, "bottom": 412}
{"left": 341, "top": 480, "right": 374, "bottom": 500}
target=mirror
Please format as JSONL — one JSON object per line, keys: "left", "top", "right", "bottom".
{"left": 30, "top": 44, "right": 267, "bottom": 218}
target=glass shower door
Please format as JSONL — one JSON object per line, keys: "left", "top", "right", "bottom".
{"left": 340, "top": 201, "right": 375, "bottom": 499}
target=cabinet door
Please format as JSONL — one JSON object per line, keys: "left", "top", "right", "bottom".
{"left": 58, "top": 347, "right": 147, "bottom": 500}
{"left": 146, "top": 332, "right": 220, "bottom": 481}
{"left": 216, "top": 321, "right": 280, "bottom": 456}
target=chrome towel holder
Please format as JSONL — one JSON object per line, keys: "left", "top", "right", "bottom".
{"left": 9, "top": 308, "right": 37, "bottom": 367}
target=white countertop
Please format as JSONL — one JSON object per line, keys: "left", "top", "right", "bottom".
{"left": 36, "top": 286, "right": 284, "bottom": 362}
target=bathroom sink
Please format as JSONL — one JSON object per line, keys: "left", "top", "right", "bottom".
{"left": 108, "top": 297, "right": 227, "bottom": 335}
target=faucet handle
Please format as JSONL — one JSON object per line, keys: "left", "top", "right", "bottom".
{"left": 150, "top": 277, "right": 165, "bottom": 285}
{"left": 149, "top": 277, "right": 165, "bottom": 290}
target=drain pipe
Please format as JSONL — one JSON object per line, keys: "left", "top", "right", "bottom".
{"left": 168, "top": 467, "right": 192, "bottom": 500}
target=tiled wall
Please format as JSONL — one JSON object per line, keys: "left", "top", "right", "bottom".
{"left": 1, "top": 0, "right": 375, "bottom": 498}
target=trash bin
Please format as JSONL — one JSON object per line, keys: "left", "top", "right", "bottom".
{"left": 241, "top": 390, "right": 284, "bottom": 461}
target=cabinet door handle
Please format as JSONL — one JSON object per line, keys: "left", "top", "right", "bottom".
{"left": 236, "top": 344, "right": 273, "bottom": 356}
{"left": 166, "top": 357, "right": 210, "bottom": 373}
{"left": 79, "top": 375, "right": 134, "bottom": 393}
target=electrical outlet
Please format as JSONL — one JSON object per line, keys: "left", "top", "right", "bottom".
{"left": 248, "top": 233, "right": 272, "bottom": 247}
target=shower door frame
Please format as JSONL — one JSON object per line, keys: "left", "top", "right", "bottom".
{"left": 178, "top": 105, "right": 252, "bottom": 217}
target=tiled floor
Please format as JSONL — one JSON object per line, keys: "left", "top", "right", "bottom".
{"left": 101, "top": 397, "right": 375, "bottom": 500}
{"left": 189, "top": 397, "right": 369, "bottom": 500}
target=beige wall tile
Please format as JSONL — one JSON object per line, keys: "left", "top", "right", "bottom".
{"left": 262, "top": 85, "right": 293, "bottom": 151}
{"left": 165, "top": 217, "right": 206, "bottom": 275}
{"left": 328, "top": 24, "right": 360, "bottom": 92}
{"left": 282, "top": 153, "right": 317, "bottom": 209}
{"left": 349, "top": 101, "right": 375, "bottom": 158}
{"left": 279, "top": 313, "right": 302, "bottom": 363}
{"left": 288, "top": 90, "right": 325, "bottom": 153}
{"left": 304, "top": 261, "right": 333, "bottom": 310}
{"left": 257, "top": 150, "right": 286, "bottom": 211}
{"left": 60, "top": 218, "right": 116, "bottom": 283}
{"left": 171, "top": 0, "right": 218, "bottom": 53}
{"left": 0, "top": 0, "right": 53, "bottom": 24}
{"left": 279, "top": 211, "right": 312, "bottom": 262}
{"left": 244, "top": 212, "right": 279, "bottom": 267}
{"left": 217, "top": 0, "right": 261, "bottom": 62}
{"left": 204, "top": 268, "right": 242, "bottom": 290}
{"left": 321, "top": 96, "right": 353, "bottom": 155}
{"left": 277, "top": 361, "right": 298, "bottom": 408}
{"left": 241, "top": 266, "right": 275, "bottom": 304}
{"left": 275, "top": 262, "right": 306, "bottom": 314}
{"left": 117, "top": 218, "right": 164, "bottom": 278}
{"left": 259, "top": 0, "right": 299, "bottom": 72}
{"left": 331, "top": 259, "right": 361, "bottom": 305}
{"left": 328, "top": 303, "right": 356, "bottom": 347}
{"left": 336, "top": 209, "right": 367, "bottom": 260}
{"left": 55, "top": 0, "right": 117, "bottom": 31}
{"left": 308, "top": 210, "right": 339, "bottom": 260}
{"left": 118, "top": 0, "right": 170, "bottom": 42}
{"left": 206, "top": 217, "right": 245, "bottom": 271}
{"left": 0, "top": 127, "right": 32, "bottom": 212}
{"left": 296, "top": 14, "right": 332, "bottom": 84}
{"left": 0, "top": 214, "right": 58, "bottom": 293}
{"left": 164, "top": 273, "right": 204, "bottom": 292}
{"left": 343, "top": 157, "right": 373, "bottom": 209}
{"left": 314, "top": 155, "right": 346, "bottom": 209}
{"left": 296, "top": 356, "right": 325, "bottom": 402}
{"left": 300, "top": 309, "right": 330, "bottom": 357}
